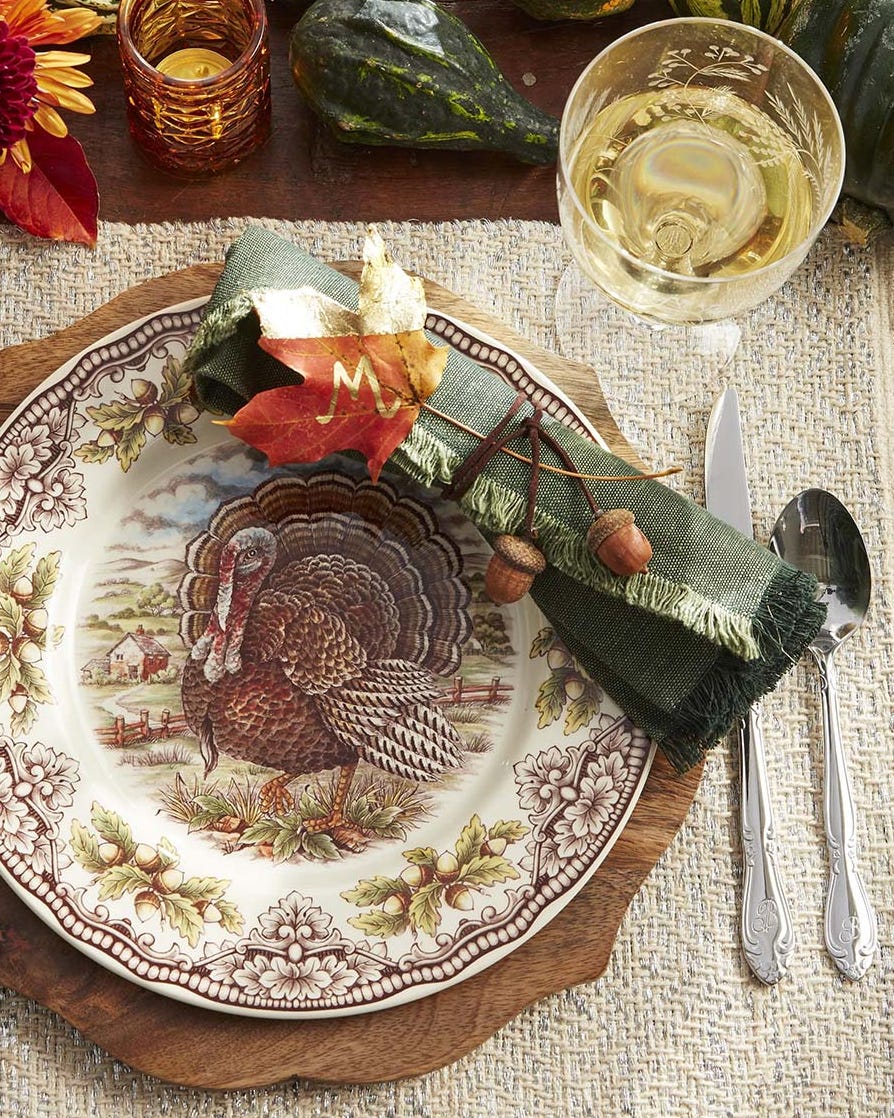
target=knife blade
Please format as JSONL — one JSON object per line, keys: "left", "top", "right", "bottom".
{"left": 705, "top": 388, "right": 795, "bottom": 984}
{"left": 705, "top": 387, "right": 754, "bottom": 539}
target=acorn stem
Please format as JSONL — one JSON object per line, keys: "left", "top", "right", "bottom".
{"left": 422, "top": 403, "right": 679, "bottom": 483}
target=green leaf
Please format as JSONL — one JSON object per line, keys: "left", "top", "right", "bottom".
{"left": 18, "top": 661, "right": 52, "bottom": 707}
{"left": 341, "top": 875, "right": 407, "bottom": 907}
{"left": 10, "top": 700, "right": 37, "bottom": 737}
{"left": 299, "top": 830, "right": 341, "bottom": 861}
{"left": 529, "top": 626, "right": 555, "bottom": 659}
{"left": 488, "top": 819, "right": 529, "bottom": 843}
{"left": 0, "top": 654, "right": 15, "bottom": 704}
{"left": 91, "top": 802, "right": 136, "bottom": 860}
{"left": 271, "top": 826, "right": 302, "bottom": 863}
{"left": 158, "top": 358, "right": 193, "bottom": 406}
{"left": 157, "top": 836, "right": 179, "bottom": 869}
{"left": 0, "top": 592, "right": 23, "bottom": 637}
{"left": 86, "top": 400, "right": 143, "bottom": 433}
{"left": 403, "top": 846, "right": 438, "bottom": 867}
{"left": 29, "top": 551, "right": 60, "bottom": 609}
{"left": 459, "top": 854, "right": 519, "bottom": 887}
{"left": 159, "top": 892, "right": 205, "bottom": 948}
{"left": 193, "top": 793, "right": 235, "bottom": 817}
{"left": 363, "top": 805, "right": 405, "bottom": 833}
{"left": 187, "top": 810, "right": 226, "bottom": 833}
{"left": 73, "top": 442, "right": 115, "bottom": 465}
{"left": 162, "top": 423, "right": 197, "bottom": 446}
{"left": 347, "top": 909, "right": 409, "bottom": 939}
{"left": 454, "top": 814, "right": 487, "bottom": 866}
{"left": 408, "top": 881, "right": 443, "bottom": 936}
{"left": 240, "top": 819, "right": 281, "bottom": 844}
{"left": 115, "top": 424, "right": 147, "bottom": 473}
{"left": 0, "top": 544, "right": 34, "bottom": 596}
{"left": 297, "top": 791, "right": 326, "bottom": 819}
{"left": 564, "top": 684, "right": 602, "bottom": 735}
{"left": 214, "top": 897, "right": 244, "bottom": 935}
{"left": 177, "top": 875, "right": 230, "bottom": 901}
{"left": 535, "top": 671, "right": 567, "bottom": 730}
{"left": 69, "top": 818, "right": 106, "bottom": 873}
{"left": 97, "top": 863, "right": 152, "bottom": 900}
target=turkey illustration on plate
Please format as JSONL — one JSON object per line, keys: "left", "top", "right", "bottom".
{"left": 178, "top": 469, "right": 473, "bottom": 853}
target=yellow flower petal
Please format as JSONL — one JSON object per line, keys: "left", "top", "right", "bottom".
{"left": 33, "top": 50, "right": 92, "bottom": 68}
{"left": 9, "top": 136, "right": 32, "bottom": 173}
{"left": 33, "top": 102, "right": 68, "bottom": 137}
{"left": 2, "top": 0, "right": 102, "bottom": 46}
{"left": 38, "top": 85, "right": 96, "bottom": 114}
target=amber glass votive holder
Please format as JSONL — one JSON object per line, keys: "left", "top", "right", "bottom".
{"left": 117, "top": 0, "right": 271, "bottom": 177}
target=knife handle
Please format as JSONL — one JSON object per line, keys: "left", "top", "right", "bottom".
{"left": 738, "top": 702, "right": 795, "bottom": 984}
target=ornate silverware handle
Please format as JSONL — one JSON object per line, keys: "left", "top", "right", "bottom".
{"left": 738, "top": 702, "right": 795, "bottom": 984}
{"left": 814, "top": 651, "right": 878, "bottom": 980}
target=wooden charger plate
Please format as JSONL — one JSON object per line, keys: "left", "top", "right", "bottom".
{"left": 0, "top": 263, "right": 702, "bottom": 1089}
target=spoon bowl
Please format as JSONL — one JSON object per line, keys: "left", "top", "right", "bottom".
{"left": 770, "top": 488, "right": 877, "bottom": 980}
{"left": 771, "top": 489, "right": 871, "bottom": 651}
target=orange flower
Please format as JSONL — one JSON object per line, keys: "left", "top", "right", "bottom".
{"left": 0, "top": 0, "right": 102, "bottom": 172}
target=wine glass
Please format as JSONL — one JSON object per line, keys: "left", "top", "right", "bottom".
{"left": 555, "top": 17, "right": 845, "bottom": 407}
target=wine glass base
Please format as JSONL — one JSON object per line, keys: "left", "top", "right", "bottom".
{"left": 554, "top": 263, "right": 741, "bottom": 415}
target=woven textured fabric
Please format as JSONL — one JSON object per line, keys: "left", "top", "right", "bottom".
{"left": 181, "top": 225, "right": 824, "bottom": 769}
{"left": 1, "top": 219, "right": 893, "bottom": 1117}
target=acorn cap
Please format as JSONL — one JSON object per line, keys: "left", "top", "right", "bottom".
{"left": 491, "top": 533, "right": 547, "bottom": 574}
{"left": 586, "top": 509, "right": 635, "bottom": 553}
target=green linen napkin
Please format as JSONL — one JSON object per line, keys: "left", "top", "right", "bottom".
{"left": 182, "top": 226, "right": 825, "bottom": 771}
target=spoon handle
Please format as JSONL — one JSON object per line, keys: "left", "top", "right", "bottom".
{"left": 814, "top": 650, "right": 877, "bottom": 979}
{"left": 738, "top": 702, "right": 795, "bottom": 983}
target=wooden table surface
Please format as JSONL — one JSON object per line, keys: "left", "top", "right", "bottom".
{"left": 79, "top": 0, "right": 672, "bottom": 224}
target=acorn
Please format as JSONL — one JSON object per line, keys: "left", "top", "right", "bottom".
{"left": 98, "top": 841, "right": 126, "bottom": 866}
{"left": 154, "top": 868, "right": 184, "bottom": 893}
{"left": 134, "top": 890, "right": 161, "bottom": 922}
{"left": 133, "top": 842, "right": 163, "bottom": 873}
{"left": 445, "top": 883, "right": 474, "bottom": 911}
{"left": 434, "top": 850, "right": 460, "bottom": 883}
{"left": 8, "top": 689, "right": 29, "bottom": 715}
{"left": 586, "top": 509, "right": 652, "bottom": 576}
{"left": 485, "top": 534, "right": 547, "bottom": 604}
{"left": 142, "top": 407, "right": 166, "bottom": 436}
{"left": 400, "top": 863, "right": 434, "bottom": 888}
{"left": 130, "top": 378, "right": 158, "bottom": 405}
{"left": 11, "top": 575, "right": 33, "bottom": 602}
{"left": 383, "top": 892, "right": 410, "bottom": 915}
{"left": 174, "top": 401, "right": 200, "bottom": 425}
{"left": 196, "top": 900, "right": 223, "bottom": 923}
{"left": 23, "top": 608, "right": 48, "bottom": 638}
{"left": 13, "top": 637, "right": 41, "bottom": 664}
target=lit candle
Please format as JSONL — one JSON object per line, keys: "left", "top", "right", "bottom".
{"left": 156, "top": 47, "right": 232, "bottom": 80}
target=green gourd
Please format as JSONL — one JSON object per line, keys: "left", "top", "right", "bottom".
{"left": 778, "top": 0, "right": 894, "bottom": 216}
{"left": 288, "top": 0, "right": 559, "bottom": 165}
{"left": 668, "top": 0, "right": 802, "bottom": 34}
{"left": 508, "top": 0, "right": 635, "bottom": 21}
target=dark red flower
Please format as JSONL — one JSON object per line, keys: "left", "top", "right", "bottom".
{"left": 0, "top": 20, "right": 37, "bottom": 154}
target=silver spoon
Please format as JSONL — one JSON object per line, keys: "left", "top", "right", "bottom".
{"left": 770, "top": 488, "right": 877, "bottom": 980}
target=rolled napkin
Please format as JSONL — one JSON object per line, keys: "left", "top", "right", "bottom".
{"left": 182, "top": 226, "right": 825, "bottom": 771}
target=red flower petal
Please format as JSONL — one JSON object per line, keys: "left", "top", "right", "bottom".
{"left": 0, "top": 127, "right": 98, "bottom": 244}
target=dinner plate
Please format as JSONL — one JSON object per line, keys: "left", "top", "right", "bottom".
{"left": 0, "top": 298, "right": 654, "bottom": 1018}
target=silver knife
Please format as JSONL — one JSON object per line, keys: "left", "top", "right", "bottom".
{"left": 705, "top": 387, "right": 795, "bottom": 984}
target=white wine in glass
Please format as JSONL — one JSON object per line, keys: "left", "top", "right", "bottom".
{"left": 556, "top": 18, "right": 844, "bottom": 385}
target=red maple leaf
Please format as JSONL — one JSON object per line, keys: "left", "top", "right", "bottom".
{"left": 223, "top": 327, "right": 447, "bottom": 481}
{"left": 0, "top": 130, "right": 98, "bottom": 246}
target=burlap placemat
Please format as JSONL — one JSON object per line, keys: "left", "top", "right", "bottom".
{"left": 0, "top": 219, "right": 891, "bottom": 1118}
